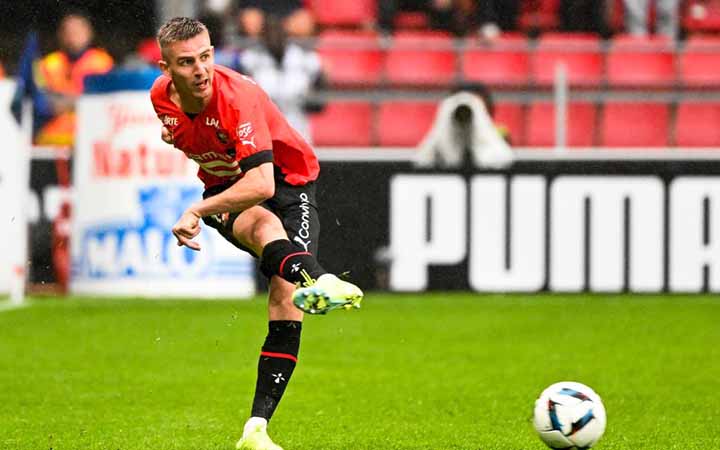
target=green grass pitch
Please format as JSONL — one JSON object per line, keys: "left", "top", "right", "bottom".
{"left": 1, "top": 293, "right": 718, "bottom": 450}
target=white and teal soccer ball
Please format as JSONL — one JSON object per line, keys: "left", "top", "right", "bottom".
{"left": 532, "top": 381, "right": 606, "bottom": 449}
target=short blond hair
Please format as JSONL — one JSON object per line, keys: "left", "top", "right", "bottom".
{"left": 157, "top": 17, "right": 208, "bottom": 51}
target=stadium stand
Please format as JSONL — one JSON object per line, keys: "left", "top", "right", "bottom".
{"left": 310, "top": 101, "right": 374, "bottom": 146}
{"left": 606, "top": 35, "right": 676, "bottom": 87}
{"left": 675, "top": 102, "right": 720, "bottom": 147}
{"left": 494, "top": 102, "right": 526, "bottom": 146}
{"left": 385, "top": 31, "right": 456, "bottom": 86}
{"left": 526, "top": 101, "right": 597, "bottom": 147}
{"left": 316, "top": 30, "right": 384, "bottom": 86}
{"left": 377, "top": 101, "right": 437, "bottom": 146}
{"left": 308, "top": 0, "right": 377, "bottom": 28}
{"left": 683, "top": 0, "right": 720, "bottom": 33}
{"left": 601, "top": 102, "right": 670, "bottom": 147}
{"left": 532, "top": 33, "right": 604, "bottom": 87}
{"left": 461, "top": 35, "right": 530, "bottom": 86}
{"left": 679, "top": 35, "right": 720, "bottom": 87}
{"left": 518, "top": 0, "right": 561, "bottom": 32}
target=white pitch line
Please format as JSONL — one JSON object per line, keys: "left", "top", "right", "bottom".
{"left": 0, "top": 302, "right": 30, "bottom": 313}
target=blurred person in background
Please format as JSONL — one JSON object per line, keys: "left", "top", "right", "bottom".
{"left": 623, "top": 0, "right": 681, "bottom": 38}
{"left": 34, "top": 12, "right": 113, "bottom": 146}
{"left": 416, "top": 83, "right": 513, "bottom": 169}
{"left": 379, "top": 0, "right": 519, "bottom": 37}
{"left": 475, "top": 0, "right": 521, "bottom": 40}
{"left": 379, "top": 0, "right": 456, "bottom": 32}
{"left": 241, "top": 15, "right": 324, "bottom": 143}
{"left": 237, "top": 0, "right": 315, "bottom": 38}
{"left": 560, "top": 0, "right": 611, "bottom": 36}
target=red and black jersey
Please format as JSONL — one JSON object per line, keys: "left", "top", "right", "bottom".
{"left": 150, "top": 64, "right": 319, "bottom": 189}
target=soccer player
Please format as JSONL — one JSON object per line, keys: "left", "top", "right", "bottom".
{"left": 151, "top": 17, "right": 363, "bottom": 450}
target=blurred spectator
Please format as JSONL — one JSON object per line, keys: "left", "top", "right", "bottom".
{"left": 380, "top": 0, "right": 457, "bottom": 34}
{"left": 416, "top": 83, "right": 513, "bottom": 169}
{"left": 380, "top": 1, "right": 519, "bottom": 37}
{"left": 34, "top": 12, "right": 113, "bottom": 145}
{"left": 560, "top": 0, "right": 611, "bottom": 36}
{"left": 0, "top": 60, "right": 5, "bottom": 79}
{"left": 241, "top": 15, "right": 324, "bottom": 142}
{"left": 122, "top": 38, "right": 162, "bottom": 69}
{"left": 199, "top": 8, "right": 244, "bottom": 71}
{"left": 237, "top": 0, "right": 315, "bottom": 38}
{"left": 623, "top": 0, "right": 680, "bottom": 38}
{"left": 476, "top": 0, "right": 521, "bottom": 40}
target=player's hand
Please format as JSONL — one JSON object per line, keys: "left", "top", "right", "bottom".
{"left": 172, "top": 210, "right": 202, "bottom": 251}
{"left": 161, "top": 126, "right": 174, "bottom": 145}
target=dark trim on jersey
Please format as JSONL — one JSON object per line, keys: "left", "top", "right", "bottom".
{"left": 240, "top": 149, "right": 274, "bottom": 173}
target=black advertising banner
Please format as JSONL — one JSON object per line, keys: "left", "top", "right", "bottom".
{"left": 317, "top": 159, "right": 720, "bottom": 293}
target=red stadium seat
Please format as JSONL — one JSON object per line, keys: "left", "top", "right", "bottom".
{"left": 601, "top": 102, "right": 670, "bottom": 147}
{"left": 675, "top": 102, "right": 720, "bottom": 147}
{"left": 377, "top": 101, "right": 437, "bottom": 146}
{"left": 309, "top": 0, "right": 376, "bottom": 27}
{"left": 461, "top": 35, "right": 530, "bottom": 86}
{"left": 533, "top": 33, "right": 604, "bottom": 87}
{"left": 527, "top": 102, "right": 597, "bottom": 147}
{"left": 317, "top": 30, "right": 383, "bottom": 86}
{"left": 679, "top": 36, "right": 720, "bottom": 87}
{"left": 385, "top": 31, "right": 456, "bottom": 86}
{"left": 310, "top": 102, "right": 373, "bottom": 146}
{"left": 494, "top": 102, "right": 526, "bottom": 146}
{"left": 606, "top": 35, "right": 676, "bottom": 87}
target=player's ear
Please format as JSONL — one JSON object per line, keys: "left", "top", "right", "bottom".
{"left": 158, "top": 59, "right": 169, "bottom": 76}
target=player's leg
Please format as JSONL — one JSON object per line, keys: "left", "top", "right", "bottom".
{"left": 263, "top": 181, "right": 363, "bottom": 314}
{"left": 237, "top": 278, "right": 299, "bottom": 450}
{"left": 250, "top": 277, "right": 301, "bottom": 421}
{"left": 234, "top": 214, "right": 298, "bottom": 450}
{"left": 230, "top": 205, "right": 362, "bottom": 313}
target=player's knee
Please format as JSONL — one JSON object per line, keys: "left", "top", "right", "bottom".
{"left": 252, "top": 218, "right": 286, "bottom": 248}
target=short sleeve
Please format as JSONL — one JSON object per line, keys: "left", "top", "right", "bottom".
{"left": 233, "top": 86, "right": 273, "bottom": 162}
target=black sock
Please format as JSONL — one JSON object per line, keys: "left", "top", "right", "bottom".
{"left": 251, "top": 320, "right": 302, "bottom": 420}
{"left": 260, "top": 239, "right": 327, "bottom": 284}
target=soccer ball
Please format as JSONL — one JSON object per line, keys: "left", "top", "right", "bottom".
{"left": 532, "top": 381, "right": 606, "bottom": 449}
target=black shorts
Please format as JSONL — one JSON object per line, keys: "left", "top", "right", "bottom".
{"left": 201, "top": 179, "right": 320, "bottom": 258}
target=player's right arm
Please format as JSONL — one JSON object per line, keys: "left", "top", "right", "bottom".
{"left": 170, "top": 160, "right": 275, "bottom": 251}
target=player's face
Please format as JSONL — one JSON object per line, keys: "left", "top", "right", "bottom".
{"left": 160, "top": 31, "right": 215, "bottom": 103}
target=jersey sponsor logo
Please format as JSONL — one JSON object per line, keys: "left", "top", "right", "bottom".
{"left": 163, "top": 115, "right": 178, "bottom": 126}
{"left": 241, "top": 136, "right": 256, "bottom": 149}
{"left": 186, "top": 150, "right": 233, "bottom": 162}
{"left": 293, "top": 192, "right": 312, "bottom": 251}
{"left": 205, "top": 117, "right": 220, "bottom": 128}
{"left": 237, "top": 122, "right": 253, "bottom": 139}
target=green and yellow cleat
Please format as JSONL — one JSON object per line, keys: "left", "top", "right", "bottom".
{"left": 292, "top": 274, "right": 363, "bottom": 314}
{"left": 236, "top": 418, "right": 283, "bottom": 450}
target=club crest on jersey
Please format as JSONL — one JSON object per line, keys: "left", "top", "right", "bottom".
{"left": 216, "top": 129, "right": 229, "bottom": 144}
{"left": 237, "top": 122, "right": 253, "bottom": 139}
